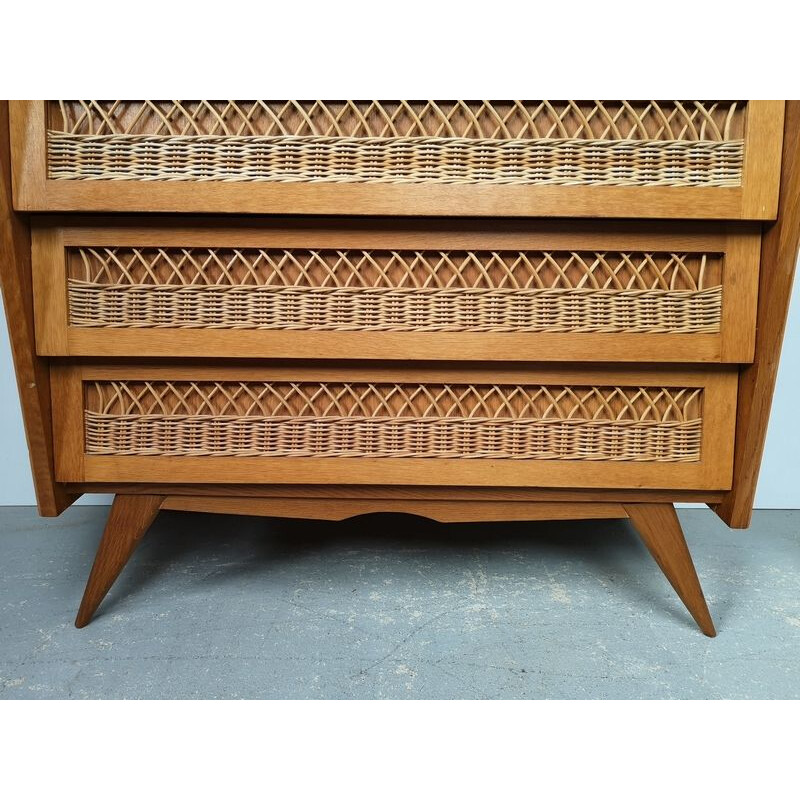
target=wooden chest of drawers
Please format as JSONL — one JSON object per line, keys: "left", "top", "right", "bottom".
{"left": 2, "top": 99, "right": 798, "bottom": 635}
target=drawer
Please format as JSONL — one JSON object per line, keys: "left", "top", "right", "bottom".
{"left": 33, "top": 218, "right": 760, "bottom": 363}
{"left": 12, "top": 101, "right": 784, "bottom": 219}
{"left": 52, "top": 363, "right": 737, "bottom": 490}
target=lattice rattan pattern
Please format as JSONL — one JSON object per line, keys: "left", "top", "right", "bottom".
{"left": 68, "top": 247, "right": 720, "bottom": 289}
{"left": 86, "top": 381, "right": 701, "bottom": 420}
{"left": 50, "top": 101, "right": 745, "bottom": 141}
{"left": 83, "top": 381, "right": 704, "bottom": 462}
{"left": 67, "top": 247, "right": 723, "bottom": 334}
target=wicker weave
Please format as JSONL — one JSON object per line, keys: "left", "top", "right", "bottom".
{"left": 48, "top": 134, "right": 744, "bottom": 186}
{"left": 47, "top": 101, "right": 746, "bottom": 186}
{"left": 84, "top": 381, "right": 704, "bottom": 462}
{"left": 67, "top": 247, "right": 723, "bottom": 334}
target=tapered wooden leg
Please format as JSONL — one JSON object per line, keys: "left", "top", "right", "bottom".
{"left": 624, "top": 503, "right": 716, "bottom": 637}
{"left": 75, "top": 494, "right": 164, "bottom": 628}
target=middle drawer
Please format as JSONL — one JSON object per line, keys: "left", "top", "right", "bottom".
{"left": 32, "top": 217, "right": 760, "bottom": 363}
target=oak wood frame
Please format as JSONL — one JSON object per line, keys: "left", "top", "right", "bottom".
{"left": 10, "top": 101, "right": 785, "bottom": 220}
{"left": 32, "top": 216, "right": 761, "bottom": 364}
{"left": 51, "top": 361, "right": 738, "bottom": 490}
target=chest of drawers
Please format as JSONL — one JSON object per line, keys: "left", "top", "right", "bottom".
{"left": 2, "top": 100, "right": 798, "bottom": 635}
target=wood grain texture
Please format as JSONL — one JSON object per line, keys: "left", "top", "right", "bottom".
{"left": 0, "top": 101, "right": 74, "bottom": 515}
{"left": 74, "top": 456, "right": 732, "bottom": 491}
{"left": 161, "top": 496, "right": 628, "bottom": 522}
{"left": 740, "top": 101, "right": 786, "bottom": 219}
{"left": 52, "top": 329, "right": 732, "bottom": 364}
{"left": 624, "top": 503, "right": 716, "bottom": 637}
{"left": 715, "top": 101, "right": 800, "bottom": 528}
{"left": 63, "top": 483, "right": 728, "bottom": 504}
{"left": 74, "top": 494, "right": 163, "bottom": 627}
{"left": 30, "top": 224, "right": 67, "bottom": 354}
{"left": 64, "top": 360, "right": 738, "bottom": 385}
{"left": 50, "top": 362, "right": 85, "bottom": 482}
{"left": 31, "top": 217, "right": 758, "bottom": 363}
{"left": 719, "top": 227, "right": 762, "bottom": 362}
{"left": 10, "top": 101, "right": 784, "bottom": 220}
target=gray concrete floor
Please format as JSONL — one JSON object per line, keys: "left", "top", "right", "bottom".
{"left": 1, "top": 506, "right": 798, "bottom": 699}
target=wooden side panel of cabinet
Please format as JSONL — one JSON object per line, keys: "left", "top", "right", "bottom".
{"left": 715, "top": 101, "right": 800, "bottom": 527}
{"left": 0, "top": 101, "right": 75, "bottom": 515}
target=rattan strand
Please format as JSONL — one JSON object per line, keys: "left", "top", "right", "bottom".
{"left": 48, "top": 134, "right": 744, "bottom": 186}
{"left": 68, "top": 283, "right": 723, "bottom": 334}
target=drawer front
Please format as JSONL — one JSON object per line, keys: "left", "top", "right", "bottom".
{"left": 52, "top": 364, "right": 737, "bottom": 489}
{"left": 33, "top": 219, "right": 760, "bottom": 363}
{"left": 12, "top": 101, "right": 784, "bottom": 219}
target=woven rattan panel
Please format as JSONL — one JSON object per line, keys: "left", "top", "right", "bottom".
{"left": 67, "top": 247, "right": 723, "bottom": 334}
{"left": 84, "top": 381, "right": 704, "bottom": 462}
{"left": 46, "top": 101, "right": 746, "bottom": 186}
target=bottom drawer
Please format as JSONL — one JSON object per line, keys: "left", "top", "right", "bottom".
{"left": 52, "top": 364, "right": 737, "bottom": 490}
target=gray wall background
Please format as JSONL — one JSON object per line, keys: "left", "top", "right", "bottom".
{"left": 1, "top": 266, "right": 798, "bottom": 507}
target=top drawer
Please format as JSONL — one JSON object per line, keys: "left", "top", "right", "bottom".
{"left": 10, "top": 100, "right": 785, "bottom": 219}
